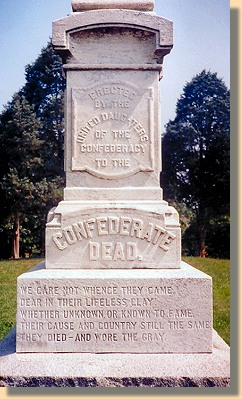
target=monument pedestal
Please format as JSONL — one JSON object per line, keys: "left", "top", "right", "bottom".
{"left": 0, "top": 327, "right": 230, "bottom": 387}
{"left": 16, "top": 262, "right": 212, "bottom": 354}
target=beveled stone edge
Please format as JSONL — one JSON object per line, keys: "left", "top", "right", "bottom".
{"left": 63, "top": 63, "right": 163, "bottom": 71}
{"left": 17, "top": 261, "right": 209, "bottom": 279}
{"left": 71, "top": 0, "right": 155, "bottom": 12}
{"left": 63, "top": 187, "right": 163, "bottom": 201}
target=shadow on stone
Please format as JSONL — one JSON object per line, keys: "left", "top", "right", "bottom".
{"left": 0, "top": 327, "right": 16, "bottom": 356}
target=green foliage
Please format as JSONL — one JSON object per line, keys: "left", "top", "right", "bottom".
{"left": 0, "top": 95, "right": 43, "bottom": 181}
{"left": 22, "top": 42, "right": 66, "bottom": 178}
{"left": 0, "top": 43, "right": 65, "bottom": 259}
{"left": 161, "top": 70, "right": 230, "bottom": 257}
{"left": 205, "top": 216, "right": 230, "bottom": 259}
{"left": 0, "top": 258, "right": 230, "bottom": 345}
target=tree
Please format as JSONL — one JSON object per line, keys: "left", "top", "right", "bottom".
{"left": 0, "top": 95, "right": 43, "bottom": 258}
{"left": 0, "top": 43, "right": 65, "bottom": 259}
{"left": 0, "top": 94, "right": 64, "bottom": 258}
{"left": 22, "top": 42, "right": 66, "bottom": 178}
{"left": 161, "top": 70, "right": 230, "bottom": 257}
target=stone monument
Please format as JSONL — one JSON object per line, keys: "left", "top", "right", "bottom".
{"left": 0, "top": 0, "right": 230, "bottom": 387}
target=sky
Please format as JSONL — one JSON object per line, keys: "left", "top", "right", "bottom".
{"left": 0, "top": 0, "right": 230, "bottom": 131}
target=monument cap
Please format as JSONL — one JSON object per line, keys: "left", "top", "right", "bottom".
{"left": 71, "top": 0, "right": 155, "bottom": 12}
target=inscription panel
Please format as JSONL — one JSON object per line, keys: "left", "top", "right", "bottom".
{"left": 16, "top": 269, "right": 213, "bottom": 353}
{"left": 46, "top": 208, "right": 180, "bottom": 269}
{"left": 71, "top": 82, "right": 154, "bottom": 179}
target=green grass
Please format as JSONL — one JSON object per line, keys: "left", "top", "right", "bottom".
{"left": 183, "top": 257, "right": 230, "bottom": 345}
{"left": 0, "top": 258, "right": 44, "bottom": 341}
{"left": 0, "top": 257, "right": 230, "bottom": 345}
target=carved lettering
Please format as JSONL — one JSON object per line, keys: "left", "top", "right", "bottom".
{"left": 19, "top": 286, "right": 33, "bottom": 295}
{"left": 20, "top": 298, "right": 42, "bottom": 307}
{"left": 187, "top": 320, "right": 211, "bottom": 329}
{"left": 121, "top": 309, "right": 151, "bottom": 318}
{"left": 78, "top": 322, "right": 94, "bottom": 330}
{"left": 112, "top": 159, "right": 130, "bottom": 167}
{"left": 141, "top": 332, "right": 164, "bottom": 342}
{"left": 95, "top": 130, "right": 107, "bottom": 139}
{"left": 147, "top": 286, "right": 173, "bottom": 295}
{"left": 101, "top": 111, "right": 128, "bottom": 123}
{"left": 140, "top": 321, "right": 164, "bottom": 330}
{"left": 85, "top": 297, "right": 127, "bottom": 307}
{"left": 95, "top": 158, "right": 108, "bottom": 167}
{"left": 89, "top": 242, "right": 138, "bottom": 261}
{"left": 48, "top": 334, "right": 67, "bottom": 342}
{"left": 52, "top": 232, "right": 67, "bottom": 250}
{"left": 77, "top": 116, "right": 101, "bottom": 143}
{"left": 63, "top": 310, "right": 104, "bottom": 319}
{"left": 62, "top": 286, "right": 80, "bottom": 296}
{"left": 36, "top": 286, "right": 59, "bottom": 295}
{"left": 20, "top": 322, "right": 44, "bottom": 330}
{"left": 98, "top": 321, "right": 137, "bottom": 330}
{"left": 94, "top": 333, "right": 118, "bottom": 342}
{"left": 20, "top": 310, "right": 60, "bottom": 319}
{"left": 19, "top": 333, "right": 42, "bottom": 342}
{"left": 80, "top": 144, "right": 145, "bottom": 153}
{"left": 168, "top": 321, "right": 184, "bottom": 329}
{"left": 95, "top": 100, "right": 130, "bottom": 109}
{"left": 47, "top": 321, "right": 74, "bottom": 330}
{"left": 112, "top": 130, "right": 131, "bottom": 139}
{"left": 75, "top": 333, "right": 91, "bottom": 341}
{"left": 18, "top": 280, "right": 212, "bottom": 352}
{"left": 72, "top": 83, "right": 154, "bottom": 178}
{"left": 52, "top": 216, "right": 176, "bottom": 255}
{"left": 122, "top": 332, "right": 138, "bottom": 341}
{"left": 88, "top": 85, "right": 137, "bottom": 101}
{"left": 56, "top": 298, "right": 82, "bottom": 307}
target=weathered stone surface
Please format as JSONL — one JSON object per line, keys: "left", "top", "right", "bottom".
{"left": 45, "top": 202, "right": 181, "bottom": 269}
{"left": 16, "top": 262, "right": 212, "bottom": 353}
{"left": 63, "top": 69, "right": 164, "bottom": 199}
{"left": 49, "top": 4, "right": 179, "bottom": 270}
{"left": 72, "top": 0, "right": 155, "bottom": 12}
{"left": 0, "top": 328, "right": 230, "bottom": 387}
{"left": 48, "top": 8, "right": 179, "bottom": 269}
{"left": 70, "top": 76, "right": 156, "bottom": 178}
{"left": 68, "top": 76, "right": 158, "bottom": 183}
{"left": 51, "top": 10, "right": 173, "bottom": 201}
{"left": 52, "top": 10, "right": 173, "bottom": 60}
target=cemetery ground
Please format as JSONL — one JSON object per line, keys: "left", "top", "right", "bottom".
{"left": 0, "top": 257, "right": 230, "bottom": 345}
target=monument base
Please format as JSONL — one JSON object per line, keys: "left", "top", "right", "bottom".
{"left": 0, "top": 328, "right": 230, "bottom": 387}
{"left": 16, "top": 262, "right": 212, "bottom": 353}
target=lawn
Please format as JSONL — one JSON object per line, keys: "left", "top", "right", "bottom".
{"left": 0, "top": 257, "right": 230, "bottom": 345}
{"left": 0, "top": 258, "right": 44, "bottom": 342}
{"left": 183, "top": 257, "right": 230, "bottom": 345}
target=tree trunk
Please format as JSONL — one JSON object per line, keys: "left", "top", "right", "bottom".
{"left": 198, "top": 221, "right": 207, "bottom": 257}
{"left": 13, "top": 213, "right": 20, "bottom": 259}
{"left": 199, "top": 241, "right": 207, "bottom": 257}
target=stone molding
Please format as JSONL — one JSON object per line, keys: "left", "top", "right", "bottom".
{"left": 52, "top": 9, "right": 173, "bottom": 57}
{"left": 72, "top": 0, "right": 155, "bottom": 12}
